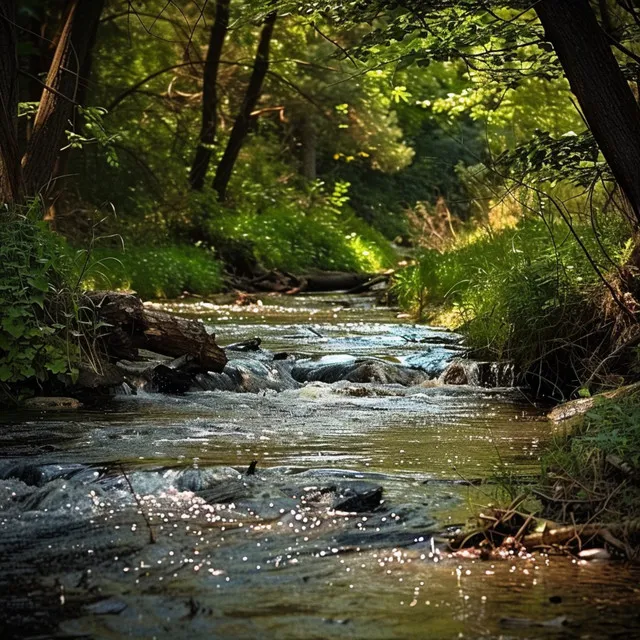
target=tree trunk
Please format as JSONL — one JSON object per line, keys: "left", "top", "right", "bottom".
{"left": 50, "top": 4, "right": 102, "bottom": 194}
{"left": 212, "top": 11, "right": 277, "bottom": 201}
{"left": 535, "top": 0, "right": 640, "bottom": 223}
{"left": 0, "top": 0, "right": 23, "bottom": 205}
{"left": 21, "top": 0, "right": 105, "bottom": 198}
{"left": 189, "top": 0, "right": 231, "bottom": 190}
{"left": 301, "top": 116, "right": 317, "bottom": 181}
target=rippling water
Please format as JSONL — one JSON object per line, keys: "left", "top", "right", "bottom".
{"left": 1, "top": 293, "right": 639, "bottom": 639}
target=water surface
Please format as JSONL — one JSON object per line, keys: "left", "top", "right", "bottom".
{"left": 1, "top": 293, "right": 638, "bottom": 638}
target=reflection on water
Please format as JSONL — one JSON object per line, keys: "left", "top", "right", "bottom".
{"left": 1, "top": 293, "right": 639, "bottom": 639}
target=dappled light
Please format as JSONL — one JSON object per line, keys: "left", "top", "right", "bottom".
{"left": 3, "top": 0, "right": 640, "bottom": 637}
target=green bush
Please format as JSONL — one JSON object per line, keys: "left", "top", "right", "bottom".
{"left": 201, "top": 182, "right": 397, "bottom": 275}
{"left": 0, "top": 208, "right": 85, "bottom": 401}
{"left": 86, "top": 245, "right": 224, "bottom": 299}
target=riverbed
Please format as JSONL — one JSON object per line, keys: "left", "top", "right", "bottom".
{"left": 1, "top": 293, "right": 639, "bottom": 638}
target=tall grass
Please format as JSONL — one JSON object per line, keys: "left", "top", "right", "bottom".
{"left": 394, "top": 210, "right": 634, "bottom": 397}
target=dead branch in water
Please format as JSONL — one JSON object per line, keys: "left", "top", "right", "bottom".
{"left": 449, "top": 496, "right": 640, "bottom": 559}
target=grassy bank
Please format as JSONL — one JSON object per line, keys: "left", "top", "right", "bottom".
{"left": 203, "top": 202, "right": 397, "bottom": 275}
{"left": 542, "top": 387, "right": 640, "bottom": 528}
{"left": 394, "top": 211, "right": 636, "bottom": 398}
{"left": 83, "top": 197, "right": 397, "bottom": 300}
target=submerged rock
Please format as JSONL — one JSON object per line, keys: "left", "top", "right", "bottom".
{"left": 332, "top": 483, "right": 383, "bottom": 512}
{"left": 291, "top": 358, "right": 429, "bottom": 386}
{"left": 196, "top": 356, "right": 301, "bottom": 393}
{"left": 22, "top": 396, "right": 83, "bottom": 410}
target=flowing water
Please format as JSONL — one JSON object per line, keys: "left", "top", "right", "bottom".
{"left": 1, "top": 293, "right": 639, "bottom": 639}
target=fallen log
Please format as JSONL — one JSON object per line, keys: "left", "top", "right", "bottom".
{"left": 301, "top": 271, "right": 382, "bottom": 292}
{"left": 86, "top": 291, "right": 227, "bottom": 372}
{"left": 230, "top": 270, "right": 385, "bottom": 294}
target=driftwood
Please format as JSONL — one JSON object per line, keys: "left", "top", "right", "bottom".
{"left": 86, "top": 291, "right": 227, "bottom": 372}
{"left": 449, "top": 497, "right": 640, "bottom": 558}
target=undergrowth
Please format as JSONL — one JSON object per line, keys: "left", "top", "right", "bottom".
{"left": 205, "top": 206, "right": 395, "bottom": 274}
{"left": 0, "top": 205, "right": 100, "bottom": 404}
{"left": 84, "top": 181, "right": 396, "bottom": 293}
{"left": 86, "top": 245, "right": 224, "bottom": 299}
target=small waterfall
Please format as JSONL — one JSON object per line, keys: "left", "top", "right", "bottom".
{"left": 114, "top": 381, "right": 135, "bottom": 395}
{"left": 465, "top": 361, "right": 516, "bottom": 387}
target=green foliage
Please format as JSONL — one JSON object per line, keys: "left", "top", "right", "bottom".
{"left": 0, "top": 209, "right": 85, "bottom": 401}
{"left": 498, "top": 130, "right": 604, "bottom": 187}
{"left": 204, "top": 183, "right": 396, "bottom": 274}
{"left": 64, "top": 107, "right": 120, "bottom": 168}
{"left": 87, "top": 246, "right": 224, "bottom": 300}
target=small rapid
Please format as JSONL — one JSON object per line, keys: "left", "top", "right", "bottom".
{"left": 1, "top": 293, "right": 639, "bottom": 639}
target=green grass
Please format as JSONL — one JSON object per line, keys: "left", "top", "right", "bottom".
{"left": 394, "top": 213, "right": 634, "bottom": 397}
{"left": 85, "top": 245, "right": 224, "bottom": 299}
{"left": 540, "top": 388, "right": 640, "bottom": 523}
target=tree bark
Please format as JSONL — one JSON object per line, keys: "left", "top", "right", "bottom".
{"left": 212, "top": 11, "right": 277, "bottom": 201}
{"left": 0, "top": 0, "right": 23, "bottom": 205}
{"left": 189, "top": 0, "right": 231, "bottom": 190}
{"left": 535, "top": 0, "right": 640, "bottom": 223}
{"left": 21, "top": 0, "right": 105, "bottom": 198}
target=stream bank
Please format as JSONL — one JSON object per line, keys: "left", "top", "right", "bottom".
{"left": 2, "top": 292, "right": 640, "bottom": 639}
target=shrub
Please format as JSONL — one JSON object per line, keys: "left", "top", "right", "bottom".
{"left": 202, "top": 184, "right": 397, "bottom": 274}
{"left": 0, "top": 207, "right": 88, "bottom": 402}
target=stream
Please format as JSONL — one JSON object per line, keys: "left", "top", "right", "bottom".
{"left": 1, "top": 293, "right": 639, "bottom": 639}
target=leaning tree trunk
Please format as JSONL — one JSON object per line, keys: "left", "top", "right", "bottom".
{"left": 212, "top": 11, "right": 277, "bottom": 201}
{"left": 189, "top": 0, "right": 231, "bottom": 190}
{"left": 0, "top": 0, "right": 23, "bottom": 205}
{"left": 21, "top": 0, "right": 105, "bottom": 198}
{"left": 535, "top": 0, "right": 640, "bottom": 223}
